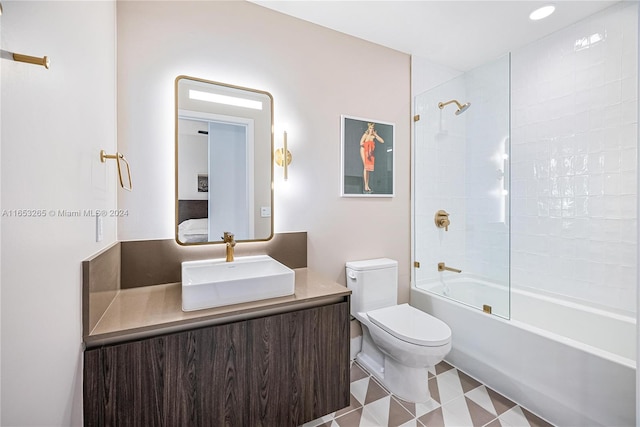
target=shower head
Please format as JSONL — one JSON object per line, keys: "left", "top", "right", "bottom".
{"left": 455, "top": 102, "right": 471, "bottom": 115}
{"left": 438, "top": 99, "right": 471, "bottom": 115}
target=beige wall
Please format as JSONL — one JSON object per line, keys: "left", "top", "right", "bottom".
{"left": 117, "top": 1, "right": 412, "bottom": 299}
{"left": 1, "top": 1, "right": 117, "bottom": 425}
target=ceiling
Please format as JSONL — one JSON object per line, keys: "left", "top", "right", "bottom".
{"left": 250, "top": 0, "right": 622, "bottom": 71}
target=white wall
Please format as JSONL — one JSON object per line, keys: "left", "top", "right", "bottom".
{"left": 637, "top": 4, "right": 640, "bottom": 424}
{"left": 0, "top": 4, "right": 3, "bottom": 420}
{"left": 511, "top": 2, "right": 638, "bottom": 315}
{"left": 117, "top": 1, "right": 412, "bottom": 297}
{"left": 410, "top": 57, "right": 462, "bottom": 287}
{"left": 0, "top": 1, "right": 117, "bottom": 425}
{"left": 412, "top": 55, "right": 511, "bottom": 288}
{"left": 413, "top": 76, "right": 468, "bottom": 285}
{"left": 464, "top": 55, "right": 510, "bottom": 283}
{"left": 411, "top": 56, "right": 462, "bottom": 99}
{"left": 177, "top": 125, "right": 208, "bottom": 200}
{"left": 413, "top": 3, "right": 638, "bottom": 317}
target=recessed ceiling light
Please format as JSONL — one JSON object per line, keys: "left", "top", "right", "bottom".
{"left": 529, "top": 5, "right": 555, "bottom": 21}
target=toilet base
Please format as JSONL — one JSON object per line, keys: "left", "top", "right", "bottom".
{"left": 356, "top": 327, "right": 432, "bottom": 403}
{"left": 356, "top": 351, "right": 431, "bottom": 403}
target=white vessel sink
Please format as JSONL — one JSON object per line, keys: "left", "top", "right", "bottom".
{"left": 181, "top": 255, "right": 295, "bottom": 311}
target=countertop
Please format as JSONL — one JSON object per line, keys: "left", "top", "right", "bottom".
{"left": 85, "top": 268, "right": 351, "bottom": 348}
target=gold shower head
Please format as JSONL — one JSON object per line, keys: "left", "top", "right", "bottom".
{"left": 438, "top": 99, "right": 471, "bottom": 115}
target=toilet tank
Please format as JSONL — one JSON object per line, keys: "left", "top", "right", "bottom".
{"left": 346, "top": 258, "right": 398, "bottom": 316}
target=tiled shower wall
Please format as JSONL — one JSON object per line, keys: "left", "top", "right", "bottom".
{"left": 414, "top": 56, "right": 510, "bottom": 288}
{"left": 415, "top": 3, "right": 637, "bottom": 316}
{"left": 414, "top": 78, "right": 467, "bottom": 285}
{"left": 510, "top": 2, "right": 638, "bottom": 315}
{"left": 464, "top": 56, "right": 510, "bottom": 283}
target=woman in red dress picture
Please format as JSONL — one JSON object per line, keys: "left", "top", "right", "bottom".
{"left": 359, "top": 122, "right": 385, "bottom": 193}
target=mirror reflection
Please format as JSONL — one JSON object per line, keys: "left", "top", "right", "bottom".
{"left": 175, "top": 76, "right": 273, "bottom": 245}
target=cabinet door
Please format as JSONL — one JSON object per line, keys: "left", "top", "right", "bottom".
{"left": 84, "top": 321, "right": 247, "bottom": 426}
{"left": 84, "top": 336, "right": 167, "bottom": 427}
{"left": 164, "top": 322, "right": 248, "bottom": 427}
{"left": 84, "top": 301, "right": 349, "bottom": 426}
{"left": 247, "top": 302, "right": 350, "bottom": 426}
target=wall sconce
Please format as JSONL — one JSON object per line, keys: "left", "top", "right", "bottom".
{"left": 275, "top": 131, "right": 292, "bottom": 180}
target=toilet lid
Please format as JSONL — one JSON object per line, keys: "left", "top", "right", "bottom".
{"left": 367, "top": 304, "right": 451, "bottom": 347}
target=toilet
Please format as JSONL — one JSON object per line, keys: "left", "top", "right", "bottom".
{"left": 346, "top": 258, "right": 452, "bottom": 403}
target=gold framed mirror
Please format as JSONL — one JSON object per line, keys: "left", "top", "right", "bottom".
{"left": 175, "top": 76, "right": 273, "bottom": 245}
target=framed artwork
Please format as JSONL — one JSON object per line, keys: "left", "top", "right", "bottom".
{"left": 341, "top": 115, "right": 395, "bottom": 197}
{"left": 197, "top": 174, "right": 208, "bottom": 192}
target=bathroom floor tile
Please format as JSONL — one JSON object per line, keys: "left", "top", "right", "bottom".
{"left": 434, "top": 369, "right": 465, "bottom": 404}
{"left": 457, "top": 370, "right": 483, "bottom": 394}
{"left": 351, "top": 361, "right": 370, "bottom": 382}
{"left": 298, "top": 360, "right": 555, "bottom": 427}
{"left": 335, "top": 393, "right": 364, "bottom": 418}
{"left": 498, "top": 406, "right": 554, "bottom": 427}
{"left": 351, "top": 378, "right": 374, "bottom": 406}
{"left": 302, "top": 413, "right": 336, "bottom": 427}
{"left": 434, "top": 361, "right": 455, "bottom": 375}
{"left": 364, "top": 377, "right": 392, "bottom": 405}
{"left": 417, "top": 406, "right": 445, "bottom": 427}
{"left": 440, "top": 395, "right": 474, "bottom": 426}
{"left": 395, "top": 395, "right": 440, "bottom": 419}
{"left": 428, "top": 377, "right": 441, "bottom": 405}
{"left": 465, "top": 385, "right": 518, "bottom": 417}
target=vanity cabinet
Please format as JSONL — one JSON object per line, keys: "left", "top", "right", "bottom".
{"left": 84, "top": 301, "right": 350, "bottom": 426}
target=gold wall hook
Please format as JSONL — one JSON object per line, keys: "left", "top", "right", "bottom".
{"left": 275, "top": 131, "right": 292, "bottom": 180}
{"left": 100, "top": 150, "right": 133, "bottom": 191}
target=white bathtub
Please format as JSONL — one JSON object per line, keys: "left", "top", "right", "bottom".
{"left": 411, "top": 279, "right": 636, "bottom": 427}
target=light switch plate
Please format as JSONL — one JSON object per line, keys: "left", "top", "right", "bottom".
{"left": 96, "top": 215, "right": 103, "bottom": 242}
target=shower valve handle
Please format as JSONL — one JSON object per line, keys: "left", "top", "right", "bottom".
{"left": 435, "top": 210, "right": 450, "bottom": 231}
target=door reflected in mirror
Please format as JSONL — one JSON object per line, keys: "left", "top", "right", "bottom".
{"left": 175, "top": 76, "right": 273, "bottom": 245}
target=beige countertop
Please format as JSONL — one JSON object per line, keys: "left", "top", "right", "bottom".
{"left": 85, "top": 268, "right": 350, "bottom": 348}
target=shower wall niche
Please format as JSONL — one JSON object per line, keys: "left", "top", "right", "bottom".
{"left": 413, "top": 54, "right": 511, "bottom": 317}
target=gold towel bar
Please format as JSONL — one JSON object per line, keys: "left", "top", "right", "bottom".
{"left": 1, "top": 4, "right": 49, "bottom": 69}
{"left": 13, "top": 53, "right": 50, "bottom": 69}
{"left": 100, "top": 150, "right": 133, "bottom": 191}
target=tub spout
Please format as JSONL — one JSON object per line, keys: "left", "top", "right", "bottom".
{"left": 438, "top": 262, "right": 461, "bottom": 273}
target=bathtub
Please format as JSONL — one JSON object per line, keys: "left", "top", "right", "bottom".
{"left": 411, "top": 278, "right": 636, "bottom": 427}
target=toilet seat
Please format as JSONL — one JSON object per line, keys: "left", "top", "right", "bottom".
{"left": 366, "top": 303, "right": 451, "bottom": 347}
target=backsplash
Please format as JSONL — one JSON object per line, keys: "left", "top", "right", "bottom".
{"left": 120, "top": 232, "right": 307, "bottom": 288}
{"left": 82, "top": 243, "right": 121, "bottom": 337}
{"left": 82, "top": 232, "right": 308, "bottom": 338}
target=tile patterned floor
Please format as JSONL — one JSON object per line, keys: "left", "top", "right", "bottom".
{"left": 302, "top": 360, "right": 554, "bottom": 427}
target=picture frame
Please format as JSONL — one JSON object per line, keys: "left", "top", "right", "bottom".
{"left": 197, "top": 174, "right": 208, "bottom": 193}
{"left": 341, "top": 115, "right": 395, "bottom": 197}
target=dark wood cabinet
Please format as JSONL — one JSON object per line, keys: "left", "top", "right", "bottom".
{"left": 247, "top": 302, "right": 349, "bottom": 426}
{"left": 84, "top": 301, "right": 349, "bottom": 426}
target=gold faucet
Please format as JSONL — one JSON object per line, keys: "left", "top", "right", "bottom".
{"left": 222, "top": 232, "right": 236, "bottom": 262}
{"left": 438, "top": 262, "right": 461, "bottom": 273}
